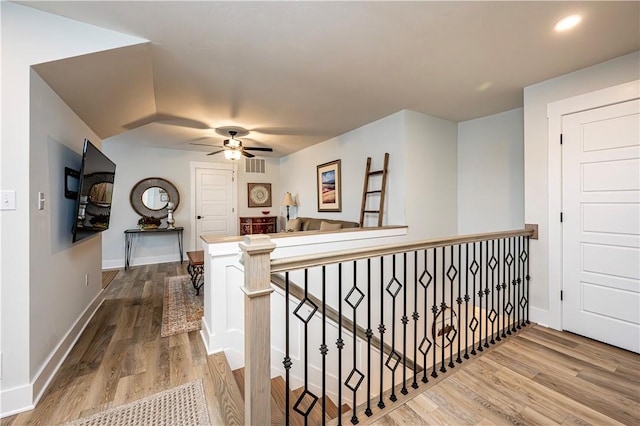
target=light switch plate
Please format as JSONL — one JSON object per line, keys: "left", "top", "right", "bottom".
{"left": 38, "top": 192, "right": 45, "bottom": 210}
{"left": 1, "top": 190, "right": 16, "bottom": 210}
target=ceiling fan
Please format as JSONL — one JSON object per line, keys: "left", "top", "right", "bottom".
{"left": 189, "top": 128, "right": 273, "bottom": 160}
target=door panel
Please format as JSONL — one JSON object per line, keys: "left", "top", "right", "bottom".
{"left": 195, "top": 167, "right": 235, "bottom": 242}
{"left": 562, "top": 99, "right": 640, "bottom": 353}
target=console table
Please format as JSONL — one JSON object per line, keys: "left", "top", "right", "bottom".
{"left": 124, "top": 227, "right": 184, "bottom": 270}
{"left": 239, "top": 216, "right": 277, "bottom": 235}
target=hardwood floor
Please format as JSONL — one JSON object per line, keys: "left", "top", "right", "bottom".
{"left": 2, "top": 261, "right": 638, "bottom": 425}
{"left": 370, "top": 325, "right": 640, "bottom": 425}
{"left": 2, "top": 262, "right": 227, "bottom": 426}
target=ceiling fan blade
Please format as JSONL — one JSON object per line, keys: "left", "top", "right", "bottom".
{"left": 206, "top": 150, "right": 226, "bottom": 156}
{"left": 244, "top": 147, "right": 273, "bottom": 152}
{"left": 189, "top": 142, "right": 224, "bottom": 147}
{"left": 241, "top": 150, "right": 255, "bottom": 158}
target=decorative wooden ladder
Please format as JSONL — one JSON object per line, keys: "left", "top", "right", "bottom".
{"left": 359, "top": 152, "right": 389, "bottom": 227}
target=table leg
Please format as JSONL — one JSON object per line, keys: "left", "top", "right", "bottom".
{"left": 178, "top": 230, "right": 184, "bottom": 264}
{"left": 125, "top": 234, "right": 131, "bottom": 270}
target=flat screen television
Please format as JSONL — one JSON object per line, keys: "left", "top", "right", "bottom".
{"left": 71, "top": 139, "right": 116, "bottom": 243}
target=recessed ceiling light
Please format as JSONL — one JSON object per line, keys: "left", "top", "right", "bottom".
{"left": 555, "top": 15, "right": 582, "bottom": 32}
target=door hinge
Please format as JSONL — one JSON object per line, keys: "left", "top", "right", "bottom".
{"left": 560, "top": 134, "right": 563, "bottom": 145}
{"left": 560, "top": 290, "right": 563, "bottom": 301}
{"left": 560, "top": 212, "right": 563, "bottom": 222}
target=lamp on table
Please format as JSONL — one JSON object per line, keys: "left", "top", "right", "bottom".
{"left": 282, "top": 192, "right": 296, "bottom": 221}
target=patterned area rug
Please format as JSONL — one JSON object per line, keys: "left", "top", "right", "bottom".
{"left": 64, "top": 380, "right": 210, "bottom": 426}
{"left": 161, "top": 275, "right": 204, "bottom": 337}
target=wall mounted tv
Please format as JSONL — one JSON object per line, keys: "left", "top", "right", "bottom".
{"left": 68, "top": 139, "right": 116, "bottom": 243}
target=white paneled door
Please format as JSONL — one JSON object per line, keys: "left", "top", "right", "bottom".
{"left": 562, "top": 99, "right": 640, "bottom": 353}
{"left": 195, "top": 167, "right": 236, "bottom": 243}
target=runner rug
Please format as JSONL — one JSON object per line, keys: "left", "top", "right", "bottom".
{"left": 64, "top": 380, "right": 210, "bottom": 426}
{"left": 161, "top": 275, "right": 204, "bottom": 337}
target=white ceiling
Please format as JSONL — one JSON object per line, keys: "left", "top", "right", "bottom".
{"left": 23, "top": 1, "right": 640, "bottom": 157}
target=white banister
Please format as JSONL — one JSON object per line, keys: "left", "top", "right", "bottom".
{"left": 239, "top": 235, "right": 276, "bottom": 425}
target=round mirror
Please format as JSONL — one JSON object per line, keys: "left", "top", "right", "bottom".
{"left": 88, "top": 182, "right": 114, "bottom": 208}
{"left": 130, "top": 177, "right": 180, "bottom": 219}
{"left": 142, "top": 186, "right": 168, "bottom": 210}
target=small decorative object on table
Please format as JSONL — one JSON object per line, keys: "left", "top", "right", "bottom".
{"left": 138, "top": 215, "right": 161, "bottom": 230}
{"left": 166, "top": 202, "right": 176, "bottom": 229}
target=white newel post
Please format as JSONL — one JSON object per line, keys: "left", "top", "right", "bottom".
{"left": 239, "top": 235, "right": 276, "bottom": 426}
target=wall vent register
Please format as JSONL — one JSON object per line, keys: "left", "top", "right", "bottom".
{"left": 245, "top": 158, "right": 266, "bottom": 174}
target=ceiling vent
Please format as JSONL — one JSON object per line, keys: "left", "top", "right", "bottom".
{"left": 245, "top": 158, "right": 266, "bottom": 174}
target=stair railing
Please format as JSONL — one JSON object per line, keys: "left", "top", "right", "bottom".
{"left": 241, "top": 229, "right": 533, "bottom": 425}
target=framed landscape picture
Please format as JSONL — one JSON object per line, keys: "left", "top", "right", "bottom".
{"left": 317, "top": 159, "right": 341, "bottom": 212}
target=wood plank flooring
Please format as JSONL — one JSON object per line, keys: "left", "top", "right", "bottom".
{"left": 370, "top": 324, "right": 640, "bottom": 426}
{"left": 2, "top": 262, "right": 228, "bottom": 426}
{"left": 2, "top": 261, "right": 638, "bottom": 425}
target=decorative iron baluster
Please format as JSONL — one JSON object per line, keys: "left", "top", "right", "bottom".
{"left": 525, "top": 235, "right": 531, "bottom": 324}
{"left": 345, "top": 261, "right": 364, "bottom": 424}
{"left": 448, "top": 245, "right": 456, "bottom": 369}
{"left": 470, "top": 243, "right": 478, "bottom": 356}
{"left": 365, "top": 258, "right": 373, "bottom": 417}
{"left": 284, "top": 272, "right": 291, "bottom": 426}
{"left": 321, "top": 265, "right": 327, "bottom": 425}
{"left": 440, "top": 246, "right": 446, "bottom": 373}
{"left": 412, "top": 251, "right": 419, "bottom": 389}
{"left": 292, "top": 269, "right": 319, "bottom": 426}
{"left": 519, "top": 236, "right": 527, "bottom": 328}
{"left": 337, "top": 264, "right": 343, "bottom": 425}
{"left": 506, "top": 237, "right": 513, "bottom": 335}
{"left": 495, "top": 239, "right": 502, "bottom": 342}
{"left": 419, "top": 249, "right": 431, "bottom": 383}
{"left": 478, "top": 242, "right": 484, "bottom": 353}
{"left": 386, "top": 255, "right": 401, "bottom": 402}
{"left": 401, "top": 252, "right": 408, "bottom": 395}
{"left": 489, "top": 239, "right": 497, "bottom": 345}
{"left": 431, "top": 249, "right": 438, "bottom": 377}
{"left": 484, "top": 240, "right": 490, "bottom": 349}
{"left": 464, "top": 244, "right": 470, "bottom": 360}
{"left": 514, "top": 237, "right": 519, "bottom": 332}
{"left": 378, "top": 257, "right": 385, "bottom": 410}
{"left": 500, "top": 238, "right": 509, "bottom": 338}
{"left": 456, "top": 244, "right": 463, "bottom": 363}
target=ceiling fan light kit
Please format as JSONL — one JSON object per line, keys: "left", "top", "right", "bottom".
{"left": 190, "top": 127, "right": 274, "bottom": 160}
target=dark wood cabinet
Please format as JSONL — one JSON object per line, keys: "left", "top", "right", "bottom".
{"left": 239, "top": 216, "right": 277, "bottom": 235}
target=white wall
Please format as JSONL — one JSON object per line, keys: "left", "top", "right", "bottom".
{"left": 237, "top": 157, "right": 282, "bottom": 226}
{"left": 404, "top": 110, "right": 458, "bottom": 239}
{"left": 0, "top": 2, "right": 145, "bottom": 415}
{"left": 279, "top": 111, "right": 406, "bottom": 228}
{"left": 524, "top": 51, "right": 640, "bottom": 325}
{"left": 101, "top": 140, "right": 258, "bottom": 265}
{"left": 458, "top": 108, "right": 524, "bottom": 234}
{"left": 28, "top": 71, "right": 105, "bottom": 389}
{"left": 278, "top": 110, "right": 458, "bottom": 241}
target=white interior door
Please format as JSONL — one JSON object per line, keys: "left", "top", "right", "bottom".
{"left": 562, "top": 99, "right": 640, "bottom": 353}
{"left": 194, "top": 167, "right": 236, "bottom": 247}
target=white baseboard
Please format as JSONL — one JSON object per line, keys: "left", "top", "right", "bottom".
{"left": 529, "top": 306, "right": 551, "bottom": 328}
{"left": 0, "top": 383, "right": 34, "bottom": 418}
{"left": 103, "top": 254, "right": 183, "bottom": 270}
{"left": 0, "top": 290, "right": 105, "bottom": 418}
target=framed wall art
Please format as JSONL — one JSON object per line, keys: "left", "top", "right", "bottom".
{"left": 247, "top": 183, "right": 272, "bottom": 207}
{"left": 317, "top": 159, "right": 341, "bottom": 212}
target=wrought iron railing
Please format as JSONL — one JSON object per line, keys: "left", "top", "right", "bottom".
{"left": 240, "top": 229, "right": 533, "bottom": 425}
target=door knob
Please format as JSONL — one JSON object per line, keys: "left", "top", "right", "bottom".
{"left": 197, "top": 215, "right": 203, "bottom": 219}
